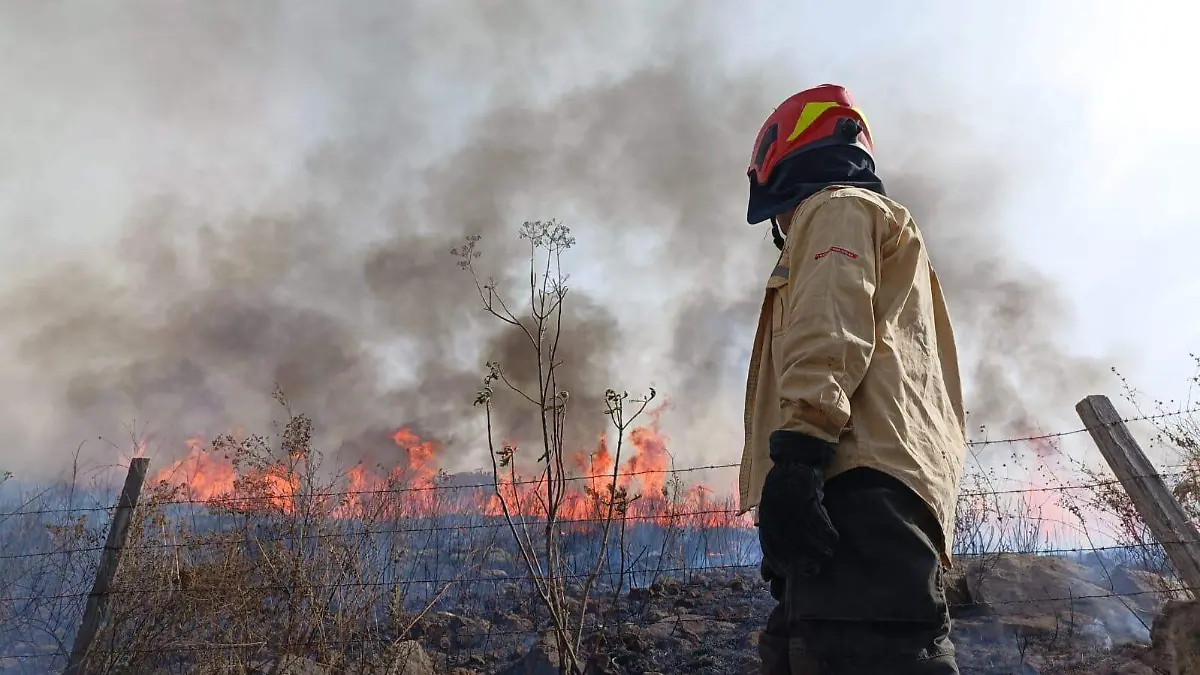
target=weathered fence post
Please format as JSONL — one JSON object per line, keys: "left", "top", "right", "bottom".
{"left": 63, "top": 457, "right": 150, "bottom": 675}
{"left": 1075, "top": 395, "right": 1200, "bottom": 592}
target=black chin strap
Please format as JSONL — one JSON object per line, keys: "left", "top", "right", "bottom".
{"left": 770, "top": 216, "right": 785, "bottom": 251}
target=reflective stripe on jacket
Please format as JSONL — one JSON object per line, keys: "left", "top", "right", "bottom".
{"left": 739, "top": 186, "right": 967, "bottom": 566}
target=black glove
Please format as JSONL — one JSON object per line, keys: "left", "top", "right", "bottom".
{"left": 757, "top": 430, "right": 839, "bottom": 581}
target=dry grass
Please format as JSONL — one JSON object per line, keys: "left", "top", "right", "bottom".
{"left": 3, "top": 396, "right": 494, "bottom": 674}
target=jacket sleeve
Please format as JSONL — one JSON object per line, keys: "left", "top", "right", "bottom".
{"left": 776, "top": 195, "right": 883, "bottom": 443}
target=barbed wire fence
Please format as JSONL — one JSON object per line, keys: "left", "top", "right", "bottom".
{"left": 0, "top": 403, "right": 1197, "bottom": 672}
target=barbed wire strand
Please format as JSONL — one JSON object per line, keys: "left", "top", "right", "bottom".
{"left": 3, "top": 530, "right": 1192, "bottom": 567}
{"left": 3, "top": 535, "right": 1198, "bottom": 605}
{"left": 4, "top": 404, "right": 1200, "bottom": 519}
{"left": 2, "top": 461, "right": 1190, "bottom": 562}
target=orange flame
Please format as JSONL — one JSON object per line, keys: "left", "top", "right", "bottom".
{"left": 150, "top": 422, "right": 750, "bottom": 529}
{"left": 151, "top": 436, "right": 297, "bottom": 514}
{"left": 484, "top": 422, "right": 749, "bottom": 529}
{"left": 333, "top": 427, "right": 443, "bottom": 519}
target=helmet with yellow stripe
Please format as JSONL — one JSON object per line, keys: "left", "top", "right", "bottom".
{"left": 746, "top": 84, "right": 876, "bottom": 225}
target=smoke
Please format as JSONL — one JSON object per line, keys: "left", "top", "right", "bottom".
{"left": 0, "top": 1, "right": 1110, "bottom": 479}
{"left": 879, "top": 111, "right": 1111, "bottom": 443}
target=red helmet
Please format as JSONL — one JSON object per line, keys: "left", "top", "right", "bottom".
{"left": 746, "top": 84, "right": 875, "bottom": 224}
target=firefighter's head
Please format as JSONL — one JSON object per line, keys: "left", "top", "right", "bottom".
{"left": 746, "top": 84, "right": 877, "bottom": 240}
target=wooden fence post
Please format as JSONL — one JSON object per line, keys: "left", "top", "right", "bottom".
{"left": 63, "top": 457, "right": 150, "bottom": 675}
{"left": 1075, "top": 395, "right": 1200, "bottom": 592}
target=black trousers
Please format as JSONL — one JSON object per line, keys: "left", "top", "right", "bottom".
{"left": 758, "top": 468, "right": 958, "bottom": 674}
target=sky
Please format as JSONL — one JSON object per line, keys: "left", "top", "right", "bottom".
{"left": 0, "top": 0, "right": 1198, "bottom": 494}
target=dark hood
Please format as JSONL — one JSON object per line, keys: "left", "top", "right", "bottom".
{"left": 746, "top": 145, "right": 886, "bottom": 226}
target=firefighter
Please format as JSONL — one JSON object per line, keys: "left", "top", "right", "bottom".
{"left": 740, "top": 84, "right": 968, "bottom": 673}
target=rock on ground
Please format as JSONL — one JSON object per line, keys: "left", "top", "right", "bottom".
{"left": 1151, "top": 599, "right": 1200, "bottom": 674}
{"left": 340, "top": 640, "right": 433, "bottom": 675}
{"left": 272, "top": 657, "right": 331, "bottom": 675}
{"left": 498, "top": 633, "right": 566, "bottom": 675}
{"left": 959, "top": 553, "right": 1158, "bottom": 648}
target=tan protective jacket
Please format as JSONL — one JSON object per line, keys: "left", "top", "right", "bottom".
{"left": 738, "top": 186, "right": 967, "bottom": 566}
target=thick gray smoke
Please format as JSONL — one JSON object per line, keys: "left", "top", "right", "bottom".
{"left": 0, "top": 1, "right": 1110, "bottom": 481}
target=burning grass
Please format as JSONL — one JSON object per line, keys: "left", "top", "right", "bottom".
{"left": 145, "top": 419, "right": 747, "bottom": 533}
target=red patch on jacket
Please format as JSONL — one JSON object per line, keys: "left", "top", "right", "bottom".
{"left": 814, "top": 246, "right": 859, "bottom": 260}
